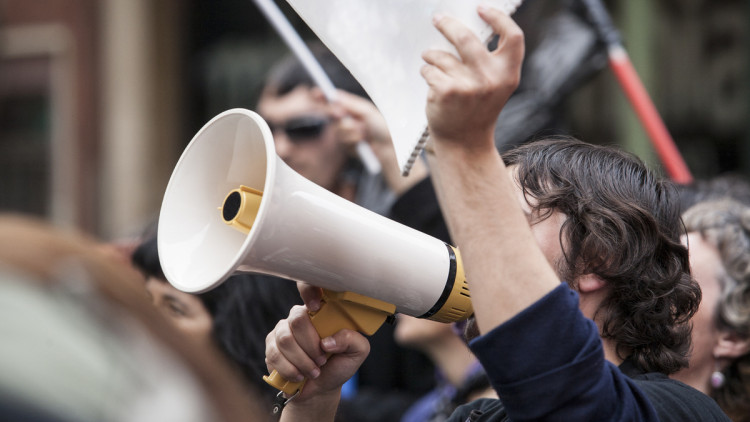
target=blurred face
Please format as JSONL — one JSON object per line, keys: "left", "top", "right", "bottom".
{"left": 463, "top": 167, "right": 567, "bottom": 340}
{"left": 145, "top": 277, "right": 213, "bottom": 347}
{"left": 509, "top": 166, "right": 568, "bottom": 273}
{"left": 257, "top": 86, "right": 348, "bottom": 191}
{"left": 672, "top": 233, "right": 723, "bottom": 392}
{"left": 394, "top": 315, "right": 457, "bottom": 353}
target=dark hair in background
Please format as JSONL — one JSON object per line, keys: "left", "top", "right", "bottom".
{"left": 131, "top": 235, "right": 165, "bottom": 279}
{"left": 678, "top": 173, "right": 750, "bottom": 212}
{"left": 503, "top": 137, "right": 700, "bottom": 375}
{"left": 131, "top": 236, "right": 303, "bottom": 400}
{"left": 261, "top": 42, "right": 368, "bottom": 99}
{"left": 206, "top": 274, "right": 303, "bottom": 399}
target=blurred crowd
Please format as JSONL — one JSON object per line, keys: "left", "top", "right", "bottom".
{"left": 1, "top": 3, "right": 749, "bottom": 422}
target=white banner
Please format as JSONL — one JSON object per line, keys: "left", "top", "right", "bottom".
{"left": 284, "top": 0, "right": 522, "bottom": 175}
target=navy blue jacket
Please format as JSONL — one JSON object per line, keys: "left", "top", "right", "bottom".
{"left": 448, "top": 285, "right": 729, "bottom": 421}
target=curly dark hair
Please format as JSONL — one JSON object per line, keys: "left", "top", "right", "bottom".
{"left": 502, "top": 137, "right": 701, "bottom": 375}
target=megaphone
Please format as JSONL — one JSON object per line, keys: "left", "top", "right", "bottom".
{"left": 157, "top": 108, "right": 472, "bottom": 395}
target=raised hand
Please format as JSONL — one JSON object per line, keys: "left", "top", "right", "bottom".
{"left": 330, "top": 89, "right": 429, "bottom": 194}
{"left": 421, "top": 6, "right": 524, "bottom": 152}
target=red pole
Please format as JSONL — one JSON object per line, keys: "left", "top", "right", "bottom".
{"left": 580, "top": 0, "right": 693, "bottom": 184}
{"left": 607, "top": 46, "right": 693, "bottom": 184}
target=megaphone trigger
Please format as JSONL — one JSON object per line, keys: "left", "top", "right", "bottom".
{"left": 263, "top": 289, "right": 397, "bottom": 396}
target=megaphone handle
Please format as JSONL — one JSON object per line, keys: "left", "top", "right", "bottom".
{"left": 264, "top": 289, "right": 397, "bottom": 397}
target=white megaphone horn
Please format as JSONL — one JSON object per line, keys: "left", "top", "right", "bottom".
{"left": 157, "top": 108, "right": 471, "bottom": 395}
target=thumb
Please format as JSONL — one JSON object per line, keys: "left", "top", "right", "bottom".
{"left": 297, "top": 282, "right": 323, "bottom": 312}
{"left": 321, "top": 329, "right": 370, "bottom": 359}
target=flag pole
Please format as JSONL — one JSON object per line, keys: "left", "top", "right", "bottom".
{"left": 251, "top": 0, "right": 382, "bottom": 174}
{"left": 579, "top": 0, "right": 693, "bottom": 184}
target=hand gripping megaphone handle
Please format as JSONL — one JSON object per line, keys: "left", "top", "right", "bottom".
{"left": 263, "top": 289, "right": 397, "bottom": 396}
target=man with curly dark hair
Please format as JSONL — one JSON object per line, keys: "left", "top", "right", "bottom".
{"left": 264, "top": 6, "right": 730, "bottom": 422}
{"left": 499, "top": 138, "right": 698, "bottom": 376}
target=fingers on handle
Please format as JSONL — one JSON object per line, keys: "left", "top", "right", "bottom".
{"left": 323, "top": 329, "right": 371, "bottom": 357}
{"left": 265, "top": 305, "right": 326, "bottom": 382}
{"left": 266, "top": 318, "right": 306, "bottom": 382}
{"left": 288, "top": 306, "right": 328, "bottom": 369}
{"left": 320, "top": 329, "right": 371, "bottom": 378}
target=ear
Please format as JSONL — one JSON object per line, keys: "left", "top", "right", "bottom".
{"left": 577, "top": 273, "right": 607, "bottom": 293}
{"left": 577, "top": 274, "right": 609, "bottom": 323}
{"left": 714, "top": 331, "right": 750, "bottom": 359}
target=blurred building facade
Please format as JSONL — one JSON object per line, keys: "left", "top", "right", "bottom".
{"left": 0, "top": 0, "right": 748, "bottom": 239}
{"left": 1, "top": 0, "right": 186, "bottom": 238}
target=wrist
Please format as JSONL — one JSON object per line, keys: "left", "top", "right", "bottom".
{"left": 430, "top": 128, "right": 496, "bottom": 156}
{"left": 280, "top": 389, "right": 341, "bottom": 422}
{"left": 431, "top": 133, "right": 499, "bottom": 166}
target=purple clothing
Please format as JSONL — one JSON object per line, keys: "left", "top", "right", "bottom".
{"left": 401, "top": 362, "right": 487, "bottom": 422}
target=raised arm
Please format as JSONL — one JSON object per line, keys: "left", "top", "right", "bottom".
{"left": 422, "top": 7, "right": 559, "bottom": 335}
{"left": 267, "top": 6, "right": 561, "bottom": 422}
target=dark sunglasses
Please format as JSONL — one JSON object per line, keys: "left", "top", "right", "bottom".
{"left": 266, "top": 115, "right": 330, "bottom": 143}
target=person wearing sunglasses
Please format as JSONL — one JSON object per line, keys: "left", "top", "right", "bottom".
{"left": 256, "top": 42, "right": 444, "bottom": 422}
{"left": 257, "top": 43, "right": 430, "bottom": 217}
